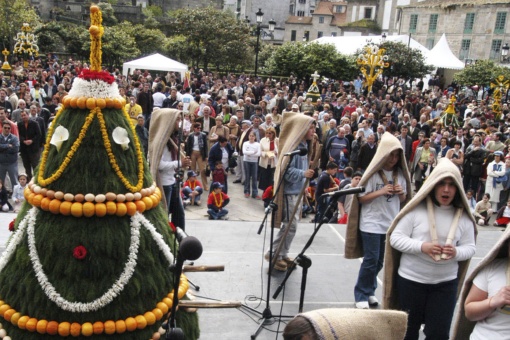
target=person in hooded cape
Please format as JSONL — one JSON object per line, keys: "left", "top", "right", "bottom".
{"left": 267, "top": 111, "right": 315, "bottom": 271}
{"left": 345, "top": 132, "right": 412, "bottom": 309}
{"left": 452, "top": 225, "right": 510, "bottom": 340}
{"left": 384, "top": 159, "right": 477, "bottom": 340}
{"left": 149, "top": 108, "right": 190, "bottom": 229}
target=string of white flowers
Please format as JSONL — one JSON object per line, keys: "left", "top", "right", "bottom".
{"left": 0, "top": 208, "right": 35, "bottom": 274}
{"left": 133, "top": 212, "right": 175, "bottom": 265}
{"left": 27, "top": 210, "right": 141, "bottom": 313}
{"left": 67, "top": 78, "right": 120, "bottom": 99}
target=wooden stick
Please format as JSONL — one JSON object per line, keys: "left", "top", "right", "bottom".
{"left": 426, "top": 196, "right": 441, "bottom": 261}
{"left": 440, "top": 208, "right": 463, "bottom": 260}
{"left": 178, "top": 300, "right": 242, "bottom": 308}
{"left": 183, "top": 265, "right": 225, "bottom": 272}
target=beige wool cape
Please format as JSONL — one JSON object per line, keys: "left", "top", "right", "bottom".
{"left": 451, "top": 226, "right": 510, "bottom": 339}
{"left": 344, "top": 132, "right": 412, "bottom": 259}
{"left": 148, "top": 108, "right": 181, "bottom": 212}
{"left": 272, "top": 111, "right": 314, "bottom": 228}
{"left": 298, "top": 308, "right": 408, "bottom": 340}
{"left": 383, "top": 158, "right": 477, "bottom": 310}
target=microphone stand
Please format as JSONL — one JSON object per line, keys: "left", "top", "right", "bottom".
{"left": 165, "top": 249, "right": 186, "bottom": 340}
{"left": 247, "top": 154, "right": 295, "bottom": 339}
{"left": 272, "top": 193, "right": 341, "bottom": 313}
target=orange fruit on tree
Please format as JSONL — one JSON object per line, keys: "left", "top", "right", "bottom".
{"left": 17, "top": 315, "right": 29, "bottom": 329}
{"left": 116, "top": 202, "right": 127, "bottom": 216}
{"left": 46, "top": 320, "right": 59, "bottom": 335}
{"left": 125, "top": 201, "right": 137, "bottom": 216}
{"left": 70, "top": 322, "right": 81, "bottom": 337}
{"left": 106, "top": 201, "right": 117, "bottom": 215}
{"left": 10, "top": 311, "right": 21, "bottom": 326}
{"left": 58, "top": 321, "right": 71, "bottom": 336}
{"left": 40, "top": 197, "right": 52, "bottom": 211}
{"left": 36, "top": 319, "right": 48, "bottom": 334}
{"left": 77, "top": 97, "right": 87, "bottom": 109}
{"left": 83, "top": 202, "right": 95, "bottom": 217}
{"left": 60, "top": 201, "right": 72, "bottom": 216}
{"left": 96, "top": 98, "right": 106, "bottom": 109}
{"left": 26, "top": 317, "right": 38, "bottom": 332}
{"left": 70, "top": 97, "right": 78, "bottom": 108}
{"left": 135, "top": 199, "right": 146, "bottom": 213}
{"left": 95, "top": 202, "right": 107, "bottom": 217}
{"left": 115, "top": 320, "right": 126, "bottom": 334}
{"left": 144, "top": 311, "right": 156, "bottom": 325}
{"left": 49, "top": 199, "right": 62, "bottom": 214}
{"left": 3, "top": 308, "right": 15, "bottom": 321}
{"left": 125, "top": 317, "right": 137, "bottom": 332}
{"left": 81, "top": 322, "right": 93, "bottom": 336}
{"left": 104, "top": 320, "right": 116, "bottom": 335}
{"left": 86, "top": 98, "right": 96, "bottom": 110}
{"left": 135, "top": 315, "right": 147, "bottom": 329}
{"left": 93, "top": 321, "right": 104, "bottom": 334}
{"left": 71, "top": 202, "right": 83, "bottom": 217}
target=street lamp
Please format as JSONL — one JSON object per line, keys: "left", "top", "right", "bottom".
{"left": 254, "top": 8, "right": 264, "bottom": 77}
{"left": 501, "top": 43, "right": 509, "bottom": 63}
{"left": 381, "top": 32, "right": 387, "bottom": 43}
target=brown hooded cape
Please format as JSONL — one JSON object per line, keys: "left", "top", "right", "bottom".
{"left": 383, "top": 158, "right": 477, "bottom": 310}
{"left": 344, "top": 132, "right": 412, "bottom": 259}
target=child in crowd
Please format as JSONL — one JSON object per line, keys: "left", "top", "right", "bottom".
{"left": 182, "top": 171, "right": 204, "bottom": 206}
{"left": 303, "top": 180, "right": 316, "bottom": 218}
{"left": 207, "top": 182, "right": 230, "bottom": 220}
{"left": 493, "top": 199, "right": 510, "bottom": 226}
{"left": 337, "top": 171, "right": 362, "bottom": 224}
{"left": 12, "top": 174, "right": 27, "bottom": 213}
{"left": 0, "top": 179, "right": 12, "bottom": 212}
{"left": 262, "top": 185, "right": 273, "bottom": 209}
{"left": 466, "top": 189, "right": 477, "bottom": 214}
{"left": 211, "top": 161, "right": 228, "bottom": 193}
{"left": 474, "top": 193, "right": 493, "bottom": 226}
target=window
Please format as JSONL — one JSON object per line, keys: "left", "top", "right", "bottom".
{"left": 297, "top": 10, "right": 305, "bottom": 17}
{"left": 317, "top": 31, "right": 323, "bottom": 38}
{"left": 364, "top": 8, "right": 372, "bottom": 19}
{"left": 319, "top": 16, "right": 324, "bottom": 24}
{"left": 490, "top": 39, "right": 502, "bottom": 60}
{"left": 429, "top": 14, "right": 438, "bottom": 33}
{"left": 464, "top": 13, "right": 475, "bottom": 33}
{"left": 289, "top": 4, "right": 294, "bottom": 14}
{"left": 331, "top": 32, "right": 337, "bottom": 37}
{"left": 304, "top": 31, "right": 309, "bottom": 41}
{"left": 334, "top": 5, "right": 345, "bottom": 13}
{"left": 298, "top": 0, "right": 306, "bottom": 3}
{"left": 495, "top": 12, "right": 507, "bottom": 34}
{"left": 409, "top": 14, "right": 418, "bottom": 33}
{"left": 459, "top": 39, "right": 471, "bottom": 60}
{"left": 291, "top": 30, "right": 296, "bottom": 42}
{"left": 426, "top": 38, "right": 434, "bottom": 49}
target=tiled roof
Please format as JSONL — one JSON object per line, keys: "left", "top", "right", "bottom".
{"left": 286, "top": 16, "right": 313, "bottom": 24}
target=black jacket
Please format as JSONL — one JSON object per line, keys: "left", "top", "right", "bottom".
{"left": 185, "top": 132, "right": 208, "bottom": 159}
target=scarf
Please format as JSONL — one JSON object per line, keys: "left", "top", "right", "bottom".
{"left": 383, "top": 159, "right": 477, "bottom": 310}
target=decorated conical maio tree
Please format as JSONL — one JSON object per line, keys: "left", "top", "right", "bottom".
{"left": 0, "top": 5, "right": 199, "bottom": 339}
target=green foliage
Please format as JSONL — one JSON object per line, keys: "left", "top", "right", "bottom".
{"left": 0, "top": 0, "right": 41, "bottom": 51}
{"left": 115, "top": 21, "right": 166, "bottom": 56}
{"left": 167, "top": 6, "right": 252, "bottom": 70}
{"left": 143, "top": 5, "right": 164, "bottom": 18}
{"left": 97, "top": 2, "right": 118, "bottom": 26}
{"left": 346, "top": 19, "right": 381, "bottom": 34}
{"left": 34, "top": 22, "right": 88, "bottom": 59}
{"left": 453, "top": 59, "right": 510, "bottom": 86}
{"left": 264, "top": 42, "right": 359, "bottom": 80}
{"left": 375, "top": 41, "right": 434, "bottom": 81}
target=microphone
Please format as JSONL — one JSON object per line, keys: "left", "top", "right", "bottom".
{"left": 284, "top": 147, "right": 308, "bottom": 157}
{"left": 321, "top": 186, "right": 365, "bottom": 198}
{"left": 176, "top": 227, "right": 203, "bottom": 261}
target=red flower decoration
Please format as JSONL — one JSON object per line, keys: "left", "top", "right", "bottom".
{"left": 168, "top": 222, "right": 176, "bottom": 233}
{"left": 79, "top": 69, "right": 115, "bottom": 84}
{"left": 73, "top": 245, "right": 87, "bottom": 260}
{"left": 8, "top": 219, "right": 15, "bottom": 232}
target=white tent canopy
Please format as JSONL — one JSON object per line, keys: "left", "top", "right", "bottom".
{"left": 122, "top": 53, "right": 188, "bottom": 80}
{"left": 425, "top": 34, "right": 465, "bottom": 70}
{"left": 314, "top": 35, "right": 430, "bottom": 57}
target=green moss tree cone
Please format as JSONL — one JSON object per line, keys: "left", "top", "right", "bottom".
{"left": 0, "top": 104, "right": 199, "bottom": 339}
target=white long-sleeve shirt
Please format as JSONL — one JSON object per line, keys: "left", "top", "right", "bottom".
{"left": 158, "top": 147, "right": 179, "bottom": 186}
{"left": 242, "top": 141, "right": 261, "bottom": 163}
{"left": 390, "top": 201, "right": 476, "bottom": 284}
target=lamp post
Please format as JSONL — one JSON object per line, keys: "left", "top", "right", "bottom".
{"left": 253, "top": 9, "right": 275, "bottom": 77}
{"left": 501, "top": 43, "right": 509, "bottom": 63}
{"left": 381, "top": 32, "right": 387, "bottom": 43}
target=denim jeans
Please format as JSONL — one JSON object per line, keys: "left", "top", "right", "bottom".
{"left": 182, "top": 186, "right": 203, "bottom": 201}
{"left": 397, "top": 275, "right": 458, "bottom": 340}
{"left": 243, "top": 161, "right": 258, "bottom": 197}
{"left": 163, "top": 184, "right": 185, "bottom": 231}
{"left": 354, "top": 231, "right": 386, "bottom": 302}
{"left": 207, "top": 208, "right": 228, "bottom": 220}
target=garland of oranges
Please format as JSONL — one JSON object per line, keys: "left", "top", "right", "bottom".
{"left": 0, "top": 274, "right": 189, "bottom": 336}
{"left": 62, "top": 96, "right": 126, "bottom": 110}
{"left": 37, "top": 106, "right": 145, "bottom": 193}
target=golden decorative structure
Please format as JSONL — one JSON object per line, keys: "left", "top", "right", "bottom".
{"left": 440, "top": 95, "right": 460, "bottom": 128}
{"left": 490, "top": 75, "right": 510, "bottom": 121}
{"left": 1, "top": 49, "right": 11, "bottom": 71}
{"left": 357, "top": 45, "right": 389, "bottom": 93}
{"left": 89, "top": 4, "right": 104, "bottom": 71}
{"left": 13, "top": 23, "right": 39, "bottom": 68}
{"left": 305, "top": 70, "right": 321, "bottom": 103}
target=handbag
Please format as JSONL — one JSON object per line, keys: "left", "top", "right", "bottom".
{"left": 228, "top": 155, "right": 238, "bottom": 168}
